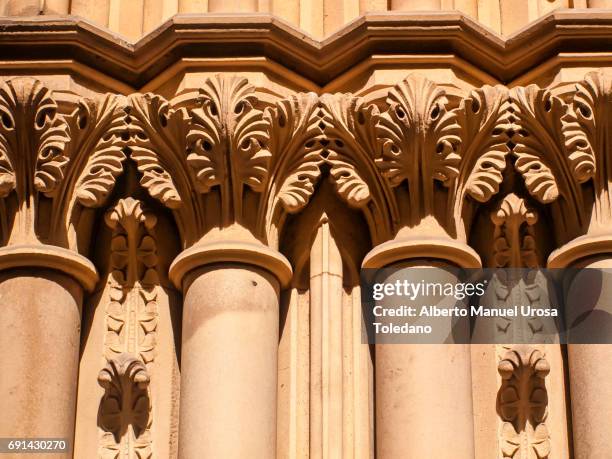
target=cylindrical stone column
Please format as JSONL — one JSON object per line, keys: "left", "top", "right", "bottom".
{"left": 550, "top": 245, "right": 612, "bottom": 459}
{"left": 363, "top": 239, "right": 479, "bottom": 459}
{"left": 170, "top": 240, "right": 292, "bottom": 459}
{"left": 0, "top": 245, "right": 97, "bottom": 458}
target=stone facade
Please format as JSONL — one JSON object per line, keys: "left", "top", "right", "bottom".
{"left": 0, "top": 3, "right": 612, "bottom": 459}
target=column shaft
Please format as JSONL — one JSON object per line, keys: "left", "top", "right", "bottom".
{"left": 178, "top": 263, "right": 280, "bottom": 458}
{"left": 565, "top": 257, "right": 612, "bottom": 459}
{"left": 0, "top": 269, "right": 83, "bottom": 458}
{"left": 374, "top": 261, "right": 475, "bottom": 458}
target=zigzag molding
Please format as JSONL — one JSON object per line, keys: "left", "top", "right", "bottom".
{"left": 1, "top": 10, "right": 612, "bottom": 88}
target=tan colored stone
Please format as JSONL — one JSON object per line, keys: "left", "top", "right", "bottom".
{"left": 0, "top": 270, "right": 82, "bottom": 458}
{"left": 2, "top": 6, "right": 612, "bottom": 459}
{"left": 563, "top": 256, "right": 612, "bottom": 459}
{"left": 373, "top": 261, "right": 475, "bottom": 459}
{"left": 178, "top": 264, "right": 280, "bottom": 458}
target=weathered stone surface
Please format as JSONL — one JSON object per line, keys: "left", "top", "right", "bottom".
{"left": 1, "top": 5, "right": 612, "bottom": 459}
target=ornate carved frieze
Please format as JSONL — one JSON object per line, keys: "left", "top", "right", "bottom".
{"left": 3, "top": 57, "right": 610, "bottom": 459}
{"left": 1, "top": 72, "right": 611, "bottom": 270}
{"left": 99, "top": 198, "right": 159, "bottom": 458}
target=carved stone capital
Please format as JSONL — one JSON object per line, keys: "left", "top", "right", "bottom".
{"left": 0, "top": 77, "right": 130, "bottom": 288}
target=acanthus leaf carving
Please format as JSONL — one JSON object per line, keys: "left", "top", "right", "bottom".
{"left": 127, "top": 93, "right": 183, "bottom": 209}
{"left": 175, "top": 76, "right": 273, "bottom": 228}
{"left": 33, "top": 93, "right": 71, "bottom": 197}
{"left": 459, "top": 85, "right": 512, "bottom": 203}
{"left": 106, "top": 198, "right": 159, "bottom": 363}
{"left": 317, "top": 93, "right": 373, "bottom": 208}
{"left": 560, "top": 73, "right": 604, "bottom": 184}
{"left": 375, "top": 74, "right": 462, "bottom": 221}
{"left": 491, "top": 193, "right": 539, "bottom": 269}
{"left": 0, "top": 77, "right": 71, "bottom": 244}
{"left": 277, "top": 150, "right": 321, "bottom": 214}
{"left": 72, "top": 95, "right": 129, "bottom": 208}
{"left": 0, "top": 94, "right": 15, "bottom": 197}
{"left": 97, "top": 353, "right": 152, "bottom": 459}
{"left": 507, "top": 84, "right": 589, "bottom": 240}
{"left": 0, "top": 78, "right": 70, "bottom": 198}
{"left": 182, "top": 81, "right": 226, "bottom": 195}
{"left": 509, "top": 86, "right": 563, "bottom": 204}
{"left": 229, "top": 82, "right": 272, "bottom": 194}
{"left": 328, "top": 158, "right": 370, "bottom": 208}
{"left": 376, "top": 75, "right": 462, "bottom": 186}
{"left": 561, "top": 70, "right": 612, "bottom": 229}
{"left": 265, "top": 92, "right": 323, "bottom": 214}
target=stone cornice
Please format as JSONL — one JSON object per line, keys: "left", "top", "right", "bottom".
{"left": 1, "top": 10, "right": 612, "bottom": 88}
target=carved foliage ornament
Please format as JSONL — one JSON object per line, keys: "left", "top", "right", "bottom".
{"left": 491, "top": 193, "right": 538, "bottom": 269}
{"left": 1, "top": 73, "right": 610, "bottom": 252}
{"left": 373, "top": 75, "right": 514, "bottom": 237}
{"left": 505, "top": 73, "right": 612, "bottom": 238}
{"left": 375, "top": 74, "right": 462, "bottom": 221}
{"left": 73, "top": 95, "right": 130, "bottom": 208}
{"left": 98, "top": 354, "right": 152, "bottom": 459}
{"left": 498, "top": 345, "right": 551, "bottom": 459}
{"left": 0, "top": 78, "right": 69, "bottom": 199}
{"left": 458, "top": 85, "right": 512, "bottom": 204}
{"left": 261, "top": 91, "right": 390, "bottom": 245}
{"left": 266, "top": 92, "right": 322, "bottom": 214}
{"left": 99, "top": 198, "right": 158, "bottom": 459}
{"left": 0, "top": 78, "right": 70, "bottom": 244}
{"left": 561, "top": 70, "right": 612, "bottom": 229}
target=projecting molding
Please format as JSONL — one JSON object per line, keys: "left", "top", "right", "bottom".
{"left": 1, "top": 10, "right": 612, "bottom": 89}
